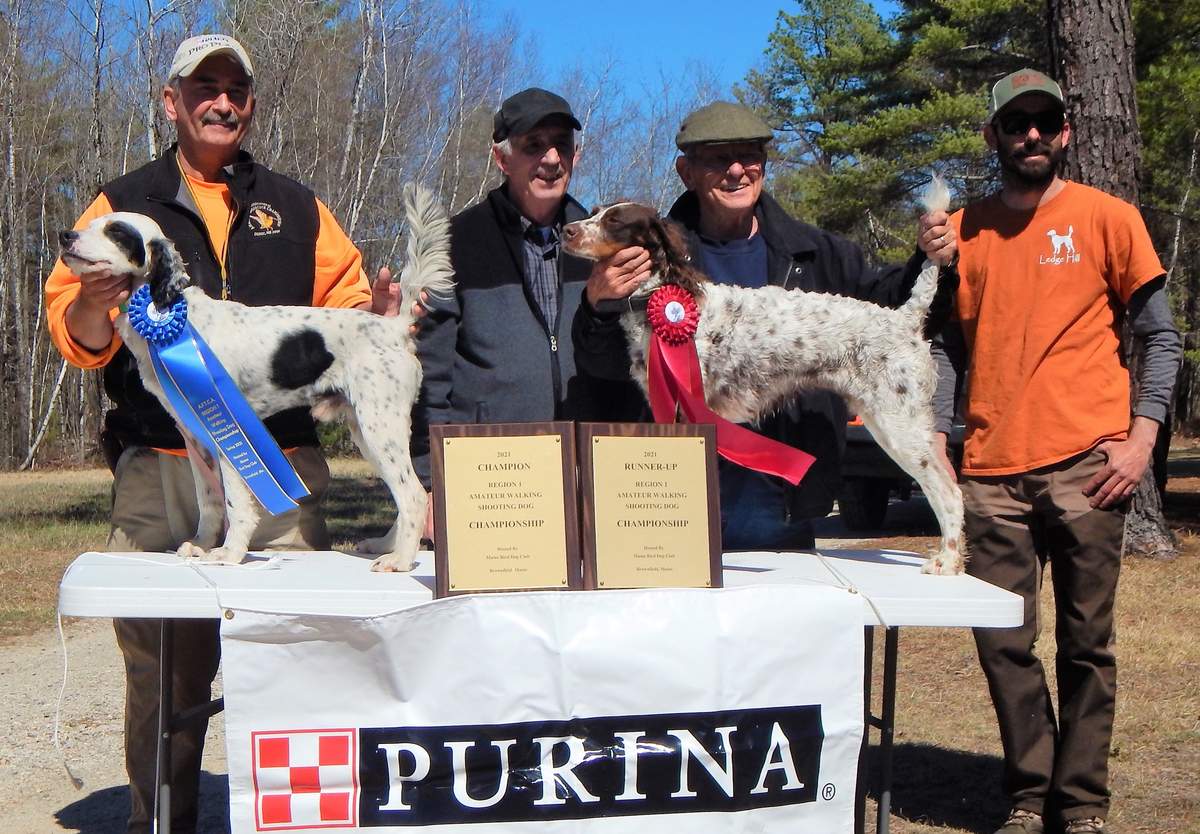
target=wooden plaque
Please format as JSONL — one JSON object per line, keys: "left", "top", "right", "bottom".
{"left": 578, "top": 423, "right": 721, "bottom": 590}
{"left": 430, "top": 422, "right": 582, "bottom": 597}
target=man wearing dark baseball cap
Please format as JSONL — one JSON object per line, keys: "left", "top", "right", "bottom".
{"left": 412, "top": 88, "right": 644, "bottom": 508}
{"left": 928, "top": 68, "right": 1181, "bottom": 834}
{"left": 576, "top": 99, "right": 955, "bottom": 552}
{"left": 492, "top": 87, "right": 582, "bottom": 143}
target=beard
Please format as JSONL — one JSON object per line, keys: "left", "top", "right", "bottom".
{"left": 997, "top": 137, "right": 1063, "bottom": 187}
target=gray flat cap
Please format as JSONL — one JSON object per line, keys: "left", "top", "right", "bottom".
{"left": 675, "top": 101, "right": 773, "bottom": 150}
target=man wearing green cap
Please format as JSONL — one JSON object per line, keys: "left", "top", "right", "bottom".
{"left": 932, "top": 69, "right": 1181, "bottom": 834}
{"left": 575, "top": 100, "right": 956, "bottom": 551}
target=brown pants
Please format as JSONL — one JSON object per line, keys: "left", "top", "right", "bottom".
{"left": 963, "top": 449, "right": 1125, "bottom": 823}
{"left": 109, "top": 446, "right": 331, "bottom": 834}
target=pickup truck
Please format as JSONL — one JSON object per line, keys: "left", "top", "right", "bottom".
{"left": 838, "top": 417, "right": 965, "bottom": 530}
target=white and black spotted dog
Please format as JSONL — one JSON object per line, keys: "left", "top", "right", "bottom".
{"left": 562, "top": 185, "right": 965, "bottom": 574}
{"left": 58, "top": 184, "right": 453, "bottom": 572}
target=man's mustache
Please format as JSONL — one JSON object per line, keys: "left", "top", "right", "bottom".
{"left": 1016, "top": 140, "right": 1052, "bottom": 158}
{"left": 201, "top": 112, "right": 240, "bottom": 127}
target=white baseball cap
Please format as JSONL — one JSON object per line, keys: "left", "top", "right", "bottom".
{"left": 168, "top": 34, "right": 254, "bottom": 81}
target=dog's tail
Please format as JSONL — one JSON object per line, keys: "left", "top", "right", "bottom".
{"left": 900, "top": 173, "right": 951, "bottom": 322}
{"left": 397, "top": 183, "right": 454, "bottom": 326}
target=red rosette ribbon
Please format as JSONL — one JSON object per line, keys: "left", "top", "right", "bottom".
{"left": 646, "top": 284, "right": 699, "bottom": 345}
{"left": 645, "top": 285, "right": 816, "bottom": 486}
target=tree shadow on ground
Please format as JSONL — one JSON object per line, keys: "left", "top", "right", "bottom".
{"left": 55, "top": 771, "right": 229, "bottom": 834}
{"left": 4, "top": 493, "right": 110, "bottom": 526}
{"left": 865, "top": 742, "right": 1006, "bottom": 833}
{"left": 323, "top": 472, "right": 395, "bottom": 545}
{"left": 1164, "top": 486, "right": 1200, "bottom": 533}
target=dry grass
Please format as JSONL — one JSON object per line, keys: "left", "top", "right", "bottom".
{"left": 0, "top": 468, "right": 111, "bottom": 637}
{"left": 0, "top": 459, "right": 381, "bottom": 639}
{"left": 862, "top": 536, "right": 1200, "bottom": 833}
{"left": 1, "top": 454, "right": 1197, "bottom": 832}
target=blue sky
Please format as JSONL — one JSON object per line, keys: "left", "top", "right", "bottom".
{"left": 482, "top": 2, "right": 903, "bottom": 99}
{"left": 483, "top": 2, "right": 785, "bottom": 96}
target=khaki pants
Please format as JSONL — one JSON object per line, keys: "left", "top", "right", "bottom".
{"left": 963, "top": 449, "right": 1125, "bottom": 824}
{"left": 109, "top": 446, "right": 330, "bottom": 834}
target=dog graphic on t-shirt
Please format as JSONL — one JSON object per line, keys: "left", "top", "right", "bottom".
{"left": 1041, "top": 226, "right": 1081, "bottom": 264}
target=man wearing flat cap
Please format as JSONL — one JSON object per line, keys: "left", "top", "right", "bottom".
{"left": 45, "top": 33, "right": 395, "bottom": 834}
{"left": 412, "top": 87, "right": 644, "bottom": 517}
{"left": 575, "top": 100, "right": 955, "bottom": 550}
{"left": 932, "top": 69, "right": 1180, "bottom": 834}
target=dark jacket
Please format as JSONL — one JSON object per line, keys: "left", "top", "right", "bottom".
{"left": 411, "top": 184, "right": 642, "bottom": 487}
{"left": 102, "top": 146, "right": 323, "bottom": 450}
{"left": 573, "top": 189, "right": 928, "bottom": 519}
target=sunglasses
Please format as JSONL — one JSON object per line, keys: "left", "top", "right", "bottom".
{"left": 691, "top": 149, "right": 767, "bottom": 171}
{"left": 995, "top": 109, "right": 1065, "bottom": 137}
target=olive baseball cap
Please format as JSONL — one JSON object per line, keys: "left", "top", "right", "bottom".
{"left": 988, "top": 68, "right": 1063, "bottom": 120}
{"left": 492, "top": 88, "right": 581, "bottom": 142}
{"left": 168, "top": 34, "right": 254, "bottom": 80}
{"left": 675, "top": 101, "right": 773, "bottom": 150}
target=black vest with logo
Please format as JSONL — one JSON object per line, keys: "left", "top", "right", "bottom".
{"left": 102, "top": 147, "right": 321, "bottom": 449}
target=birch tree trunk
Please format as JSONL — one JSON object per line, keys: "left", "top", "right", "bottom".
{"left": 1049, "top": 0, "right": 1176, "bottom": 559}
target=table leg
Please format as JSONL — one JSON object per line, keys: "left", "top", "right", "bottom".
{"left": 856, "top": 626, "right": 875, "bottom": 834}
{"left": 157, "top": 619, "right": 173, "bottom": 834}
{"left": 875, "top": 626, "right": 899, "bottom": 834}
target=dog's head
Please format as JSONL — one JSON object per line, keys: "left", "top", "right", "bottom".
{"left": 58, "top": 212, "right": 190, "bottom": 309}
{"left": 562, "top": 202, "right": 706, "bottom": 299}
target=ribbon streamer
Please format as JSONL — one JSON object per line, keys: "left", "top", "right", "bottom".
{"left": 129, "top": 285, "right": 309, "bottom": 515}
{"left": 645, "top": 285, "right": 815, "bottom": 486}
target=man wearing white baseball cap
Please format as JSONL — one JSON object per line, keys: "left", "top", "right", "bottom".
{"left": 45, "top": 32, "right": 397, "bottom": 834}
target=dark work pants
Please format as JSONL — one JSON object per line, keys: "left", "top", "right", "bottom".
{"left": 719, "top": 461, "right": 816, "bottom": 551}
{"left": 963, "top": 449, "right": 1124, "bottom": 823}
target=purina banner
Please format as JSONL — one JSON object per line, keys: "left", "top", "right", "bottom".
{"left": 220, "top": 584, "right": 864, "bottom": 833}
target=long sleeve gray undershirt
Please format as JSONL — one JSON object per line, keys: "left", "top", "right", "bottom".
{"left": 931, "top": 277, "right": 1183, "bottom": 435}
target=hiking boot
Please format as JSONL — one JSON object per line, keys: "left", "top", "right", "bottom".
{"left": 1063, "top": 817, "right": 1107, "bottom": 834}
{"left": 995, "top": 809, "right": 1045, "bottom": 834}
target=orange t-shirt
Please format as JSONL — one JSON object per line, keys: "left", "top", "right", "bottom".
{"left": 950, "top": 181, "right": 1164, "bottom": 476}
{"left": 183, "top": 175, "right": 235, "bottom": 294}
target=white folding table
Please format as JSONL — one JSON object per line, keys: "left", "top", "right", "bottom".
{"left": 59, "top": 548, "right": 1021, "bottom": 834}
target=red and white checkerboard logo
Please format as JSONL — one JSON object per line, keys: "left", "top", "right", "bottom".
{"left": 251, "top": 729, "right": 358, "bottom": 830}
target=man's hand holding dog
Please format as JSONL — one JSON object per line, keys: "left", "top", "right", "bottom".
{"left": 366, "top": 267, "right": 399, "bottom": 316}
{"left": 364, "top": 266, "right": 432, "bottom": 335}
{"left": 67, "top": 266, "right": 129, "bottom": 351}
{"left": 918, "top": 210, "right": 957, "bottom": 267}
{"left": 585, "top": 246, "right": 652, "bottom": 306}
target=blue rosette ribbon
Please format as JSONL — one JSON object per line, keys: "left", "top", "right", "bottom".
{"left": 127, "top": 285, "right": 309, "bottom": 516}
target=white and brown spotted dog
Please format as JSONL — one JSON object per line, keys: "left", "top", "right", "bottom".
{"left": 58, "top": 184, "right": 453, "bottom": 572}
{"left": 562, "top": 188, "right": 965, "bottom": 574}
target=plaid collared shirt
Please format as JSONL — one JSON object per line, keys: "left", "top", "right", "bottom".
{"left": 520, "top": 217, "right": 560, "bottom": 327}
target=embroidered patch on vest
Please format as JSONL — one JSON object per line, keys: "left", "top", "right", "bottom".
{"left": 249, "top": 202, "right": 283, "bottom": 236}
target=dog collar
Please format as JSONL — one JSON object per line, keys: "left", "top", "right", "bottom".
{"left": 591, "top": 294, "right": 651, "bottom": 316}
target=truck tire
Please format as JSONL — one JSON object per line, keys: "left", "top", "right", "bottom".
{"left": 839, "top": 478, "right": 892, "bottom": 531}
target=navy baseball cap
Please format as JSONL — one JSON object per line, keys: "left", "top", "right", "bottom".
{"left": 493, "top": 88, "right": 581, "bottom": 142}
